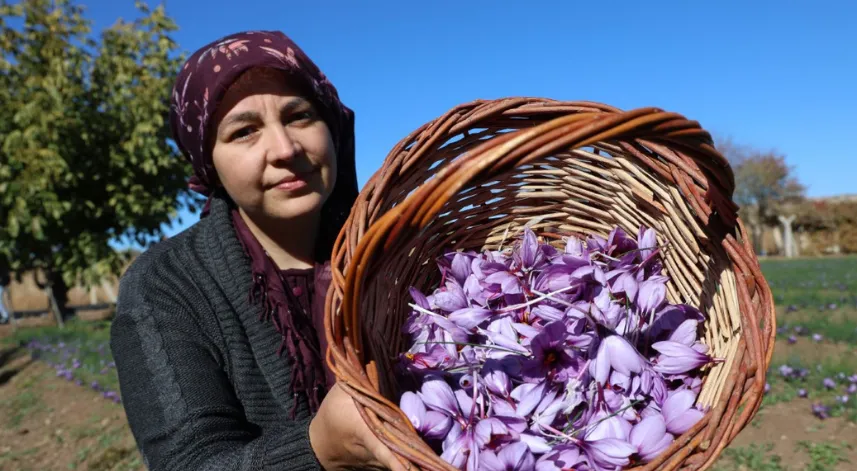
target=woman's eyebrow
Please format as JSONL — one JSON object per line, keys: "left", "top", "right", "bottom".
{"left": 222, "top": 111, "right": 261, "bottom": 128}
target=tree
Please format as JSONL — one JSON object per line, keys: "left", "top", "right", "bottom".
{"left": 714, "top": 136, "right": 805, "bottom": 255}
{"left": 0, "top": 0, "right": 193, "bottom": 320}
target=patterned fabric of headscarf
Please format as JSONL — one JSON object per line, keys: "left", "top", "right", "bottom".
{"left": 168, "top": 30, "right": 358, "bottom": 414}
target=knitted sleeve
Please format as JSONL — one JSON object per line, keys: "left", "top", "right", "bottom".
{"left": 110, "top": 302, "right": 322, "bottom": 471}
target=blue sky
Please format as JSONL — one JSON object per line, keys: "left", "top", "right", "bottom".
{"left": 83, "top": 0, "right": 856, "bottom": 241}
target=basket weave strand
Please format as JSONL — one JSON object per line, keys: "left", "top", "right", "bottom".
{"left": 324, "top": 98, "right": 775, "bottom": 471}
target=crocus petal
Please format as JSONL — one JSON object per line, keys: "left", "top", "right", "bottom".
{"left": 486, "top": 271, "right": 523, "bottom": 294}
{"left": 420, "top": 378, "right": 459, "bottom": 417}
{"left": 409, "top": 287, "right": 431, "bottom": 310}
{"left": 449, "top": 307, "right": 493, "bottom": 329}
{"left": 400, "top": 391, "right": 427, "bottom": 428}
{"left": 423, "top": 411, "right": 453, "bottom": 440}
{"left": 585, "top": 438, "right": 636, "bottom": 469}
{"left": 511, "top": 381, "right": 546, "bottom": 417}
{"left": 665, "top": 406, "right": 704, "bottom": 435}
{"left": 639, "top": 432, "right": 674, "bottom": 462}
{"left": 531, "top": 304, "right": 564, "bottom": 322}
{"left": 520, "top": 432, "right": 552, "bottom": 454}
{"left": 638, "top": 227, "right": 657, "bottom": 260}
{"left": 668, "top": 319, "right": 699, "bottom": 346}
{"left": 518, "top": 227, "right": 539, "bottom": 269}
{"left": 637, "top": 279, "right": 666, "bottom": 313}
{"left": 451, "top": 253, "right": 472, "bottom": 284}
{"left": 433, "top": 282, "right": 468, "bottom": 312}
{"left": 652, "top": 341, "right": 711, "bottom": 375}
{"left": 500, "top": 441, "right": 536, "bottom": 470}
{"left": 662, "top": 389, "right": 697, "bottom": 424}
{"left": 630, "top": 415, "right": 668, "bottom": 457}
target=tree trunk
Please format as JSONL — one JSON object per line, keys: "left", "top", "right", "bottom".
{"left": 1, "top": 286, "right": 16, "bottom": 332}
{"left": 778, "top": 215, "right": 797, "bottom": 258}
{"left": 45, "top": 271, "right": 69, "bottom": 328}
{"left": 751, "top": 222, "right": 764, "bottom": 255}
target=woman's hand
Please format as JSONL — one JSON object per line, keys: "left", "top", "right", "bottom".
{"left": 309, "top": 382, "right": 407, "bottom": 471}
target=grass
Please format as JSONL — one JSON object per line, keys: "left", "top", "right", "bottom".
{"left": 799, "top": 441, "right": 851, "bottom": 471}
{"left": 714, "top": 443, "right": 786, "bottom": 471}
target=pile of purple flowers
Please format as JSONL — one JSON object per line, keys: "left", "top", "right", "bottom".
{"left": 396, "top": 226, "right": 720, "bottom": 470}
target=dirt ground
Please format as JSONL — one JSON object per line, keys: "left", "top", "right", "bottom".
{"left": 0, "top": 346, "right": 144, "bottom": 471}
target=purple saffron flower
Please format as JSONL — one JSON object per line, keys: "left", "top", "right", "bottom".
{"left": 481, "top": 441, "right": 535, "bottom": 471}
{"left": 582, "top": 438, "right": 636, "bottom": 470}
{"left": 590, "top": 334, "right": 645, "bottom": 385}
{"left": 779, "top": 365, "right": 794, "bottom": 378}
{"left": 849, "top": 374, "right": 857, "bottom": 384}
{"left": 433, "top": 281, "right": 469, "bottom": 312}
{"left": 400, "top": 391, "right": 453, "bottom": 440}
{"left": 535, "top": 445, "right": 586, "bottom": 471}
{"left": 839, "top": 395, "right": 849, "bottom": 404}
{"left": 798, "top": 388, "right": 808, "bottom": 398}
{"left": 764, "top": 383, "right": 771, "bottom": 394}
{"left": 630, "top": 414, "right": 674, "bottom": 462}
{"left": 823, "top": 378, "right": 836, "bottom": 389}
{"left": 812, "top": 333, "right": 823, "bottom": 343}
{"left": 847, "top": 384, "right": 857, "bottom": 395}
{"left": 787, "top": 335, "right": 797, "bottom": 344}
{"left": 812, "top": 402, "right": 829, "bottom": 419}
{"left": 522, "top": 321, "right": 580, "bottom": 383}
{"left": 652, "top": 341, "right": 712, "bottom": 375}
{"left": 662, "top": 390, "right": 704, "bottom": 435}
{"left": 636, "top": 279, "right": 667, "bottom": 315}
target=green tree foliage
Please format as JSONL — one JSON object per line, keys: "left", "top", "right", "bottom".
{"left": 0, "top": 0, "right": 192, "bottom": 304}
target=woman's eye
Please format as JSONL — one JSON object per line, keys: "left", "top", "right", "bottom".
{"left": 288, "top": 110, "right": 316, "bottom": 125}
{"left": 230, "top": 126, "right": 256, "bottom": 141}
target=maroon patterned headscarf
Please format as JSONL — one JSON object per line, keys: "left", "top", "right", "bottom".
{"left": 169, "top": 31, "right": 357, "bottom": 413}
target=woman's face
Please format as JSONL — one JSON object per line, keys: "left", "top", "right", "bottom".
{"left": 211, "top": 68, "right": 336, "bottom": 224}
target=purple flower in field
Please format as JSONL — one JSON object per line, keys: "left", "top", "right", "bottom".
{"left": 793, "top": 326, "right": 806, "bottom": 335}
{"left": 838, "top": 395, "right": 849, "bottom": 404}
{"left": 764, "top": 383, "right": 771, "bottom": 394}
{"left": 787, "top": 304, "right": 798, "bottom": 312}
{"left": 787, "top": 335, "right": 797, "bottom": 344}
{"left": 824, "top": 378, "right": 836, "bottom": 390}
{"left": 847, "top": 384, "right": 857, "bottom": 395}
{"left": 72, "top": 358, "right": 81, "bottom": 369}
{"left": 812, "top": 333, "right": 823, "bottom": 343}
{"left": 779, "top": 365, "right": 794, "bottom": 378}
{"left": 812, "top": 403, "right": 830, "bottom": 419}
{"left": 91, "top": 381, "right": 100, "bottom": 391}
{"left": 798, "top": 388, "right": 808, "bottom": 398}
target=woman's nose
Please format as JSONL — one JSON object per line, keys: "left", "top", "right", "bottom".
{"left": 266, "top": 125, "right": 301, "bottom": 163}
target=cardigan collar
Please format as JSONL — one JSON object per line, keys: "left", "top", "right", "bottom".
{"left": 201, "top": 195, "right": 335, "bottom": 415}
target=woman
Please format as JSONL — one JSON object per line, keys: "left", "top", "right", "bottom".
{"left": 111, "top": 31, "right": 404, "bottom": 471}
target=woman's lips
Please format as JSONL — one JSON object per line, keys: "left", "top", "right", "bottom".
{"left": 272, "top": 172, "right": 311, "bottom": 191}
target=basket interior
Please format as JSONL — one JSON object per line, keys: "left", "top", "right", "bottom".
{"left": 355, "top": 121, "right": 744, "bottom": 412}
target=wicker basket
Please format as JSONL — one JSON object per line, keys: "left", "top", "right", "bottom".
{"left": 324, "top": 98, "right": 775, "bottom": 470}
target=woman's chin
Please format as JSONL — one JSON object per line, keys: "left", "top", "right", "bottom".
{"left": 265, "top": 192, "right": 326, "bottom": 220}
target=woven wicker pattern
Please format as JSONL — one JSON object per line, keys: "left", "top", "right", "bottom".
{"left": 324, "top": 98, "right": 776, "bottom": 470}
